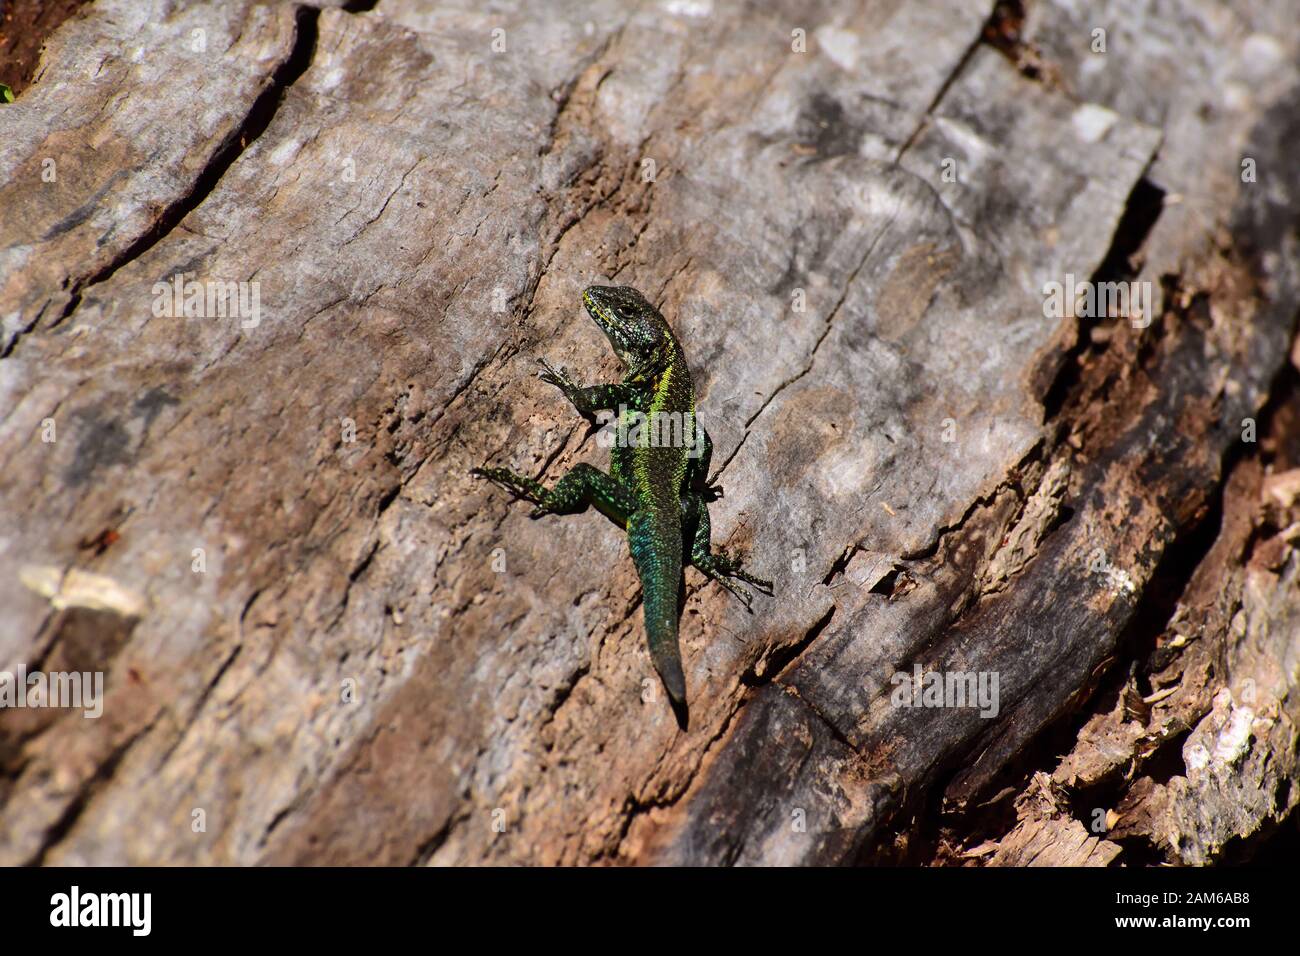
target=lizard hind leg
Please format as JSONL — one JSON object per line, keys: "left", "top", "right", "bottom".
{"left": 685, "top": 494, "right": 775, "bottom": 610}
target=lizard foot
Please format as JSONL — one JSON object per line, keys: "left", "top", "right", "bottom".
{"left": 699, "top": 558, "right": 768, "bottom": 610}
{"left": 536, "top": 358, "right": 576, "bottom": 393}
{"left": 716, "top": 575, "right": 754, "bottom": 609}
{"left": 732, "top": 566, "right": 774, "bottom": 595}
{"left": 469, "top": 466, "right": 544, "bottom": 505}
{"left": 713, "top": 555, "right": 774, "bottom": 608}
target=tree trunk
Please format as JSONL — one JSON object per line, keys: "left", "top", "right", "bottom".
{"left": 1, "top": 0, "right": 1297, "bottom": 866}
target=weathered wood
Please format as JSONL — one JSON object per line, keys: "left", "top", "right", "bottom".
{"left": 974, "top": 772, "right": 1122, "bottom": 867}
{"left": 0, "top": 0, "right": 1296, "bottom": 866}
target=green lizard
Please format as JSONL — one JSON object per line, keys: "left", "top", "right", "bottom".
{"left": 471, "top": 285, "right": 773, "bottom": 707}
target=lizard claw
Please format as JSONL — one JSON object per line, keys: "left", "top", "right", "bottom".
{"left": 470, "top": 465, "right": 506, "bottom": 491}
{"left": 537, "top": 358, "right": 571, "bottom": 391}
{"left": 712, "top": 572, "right": 754, "bottom": 609}
{"left": 715, "top": 551, "right": 773, "bottom": 598}
{"left": 737, "top": 569, "right": 774, "bottom": 595}
{"left": 471, "top": 466, "right": 543, "bottom": 506}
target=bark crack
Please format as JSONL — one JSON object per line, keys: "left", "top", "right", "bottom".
{"left": 2, "top": 5, "right": 322, "bottom": 359}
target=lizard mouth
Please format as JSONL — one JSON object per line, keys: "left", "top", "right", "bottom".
{"left": 581, "top": 288, "right": 614, "bottom": 326}
{"left": 582, "top": 287, "right": 635, "bottom": 361}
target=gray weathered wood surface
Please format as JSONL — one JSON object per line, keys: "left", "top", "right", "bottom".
{"left": 1, "top": 0, "right": 1297, "bottom": 865}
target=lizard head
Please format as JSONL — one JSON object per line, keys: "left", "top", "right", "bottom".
{"left": 582, "top": 285, "right": 670, "bottom": 368}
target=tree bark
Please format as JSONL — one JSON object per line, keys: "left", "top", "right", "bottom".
{"left": 0, "top": 0, "right": 1297, "bottom": 865}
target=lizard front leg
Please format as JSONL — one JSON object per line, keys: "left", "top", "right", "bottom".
{"left": 682, "top": 493, "right": 774, "bottom": 608}
{"left": 537, "top": 359, "right": 647, "bottom": 417}
{"left": 471, "top": 462, "right": 636, "bottom": 523}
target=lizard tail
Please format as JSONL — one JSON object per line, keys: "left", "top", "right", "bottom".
{"left": 628, "top": 510, "right": 687, "bottom": 706}
{"left": 646, "top": 606, "right": 687, "bottom": 706}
